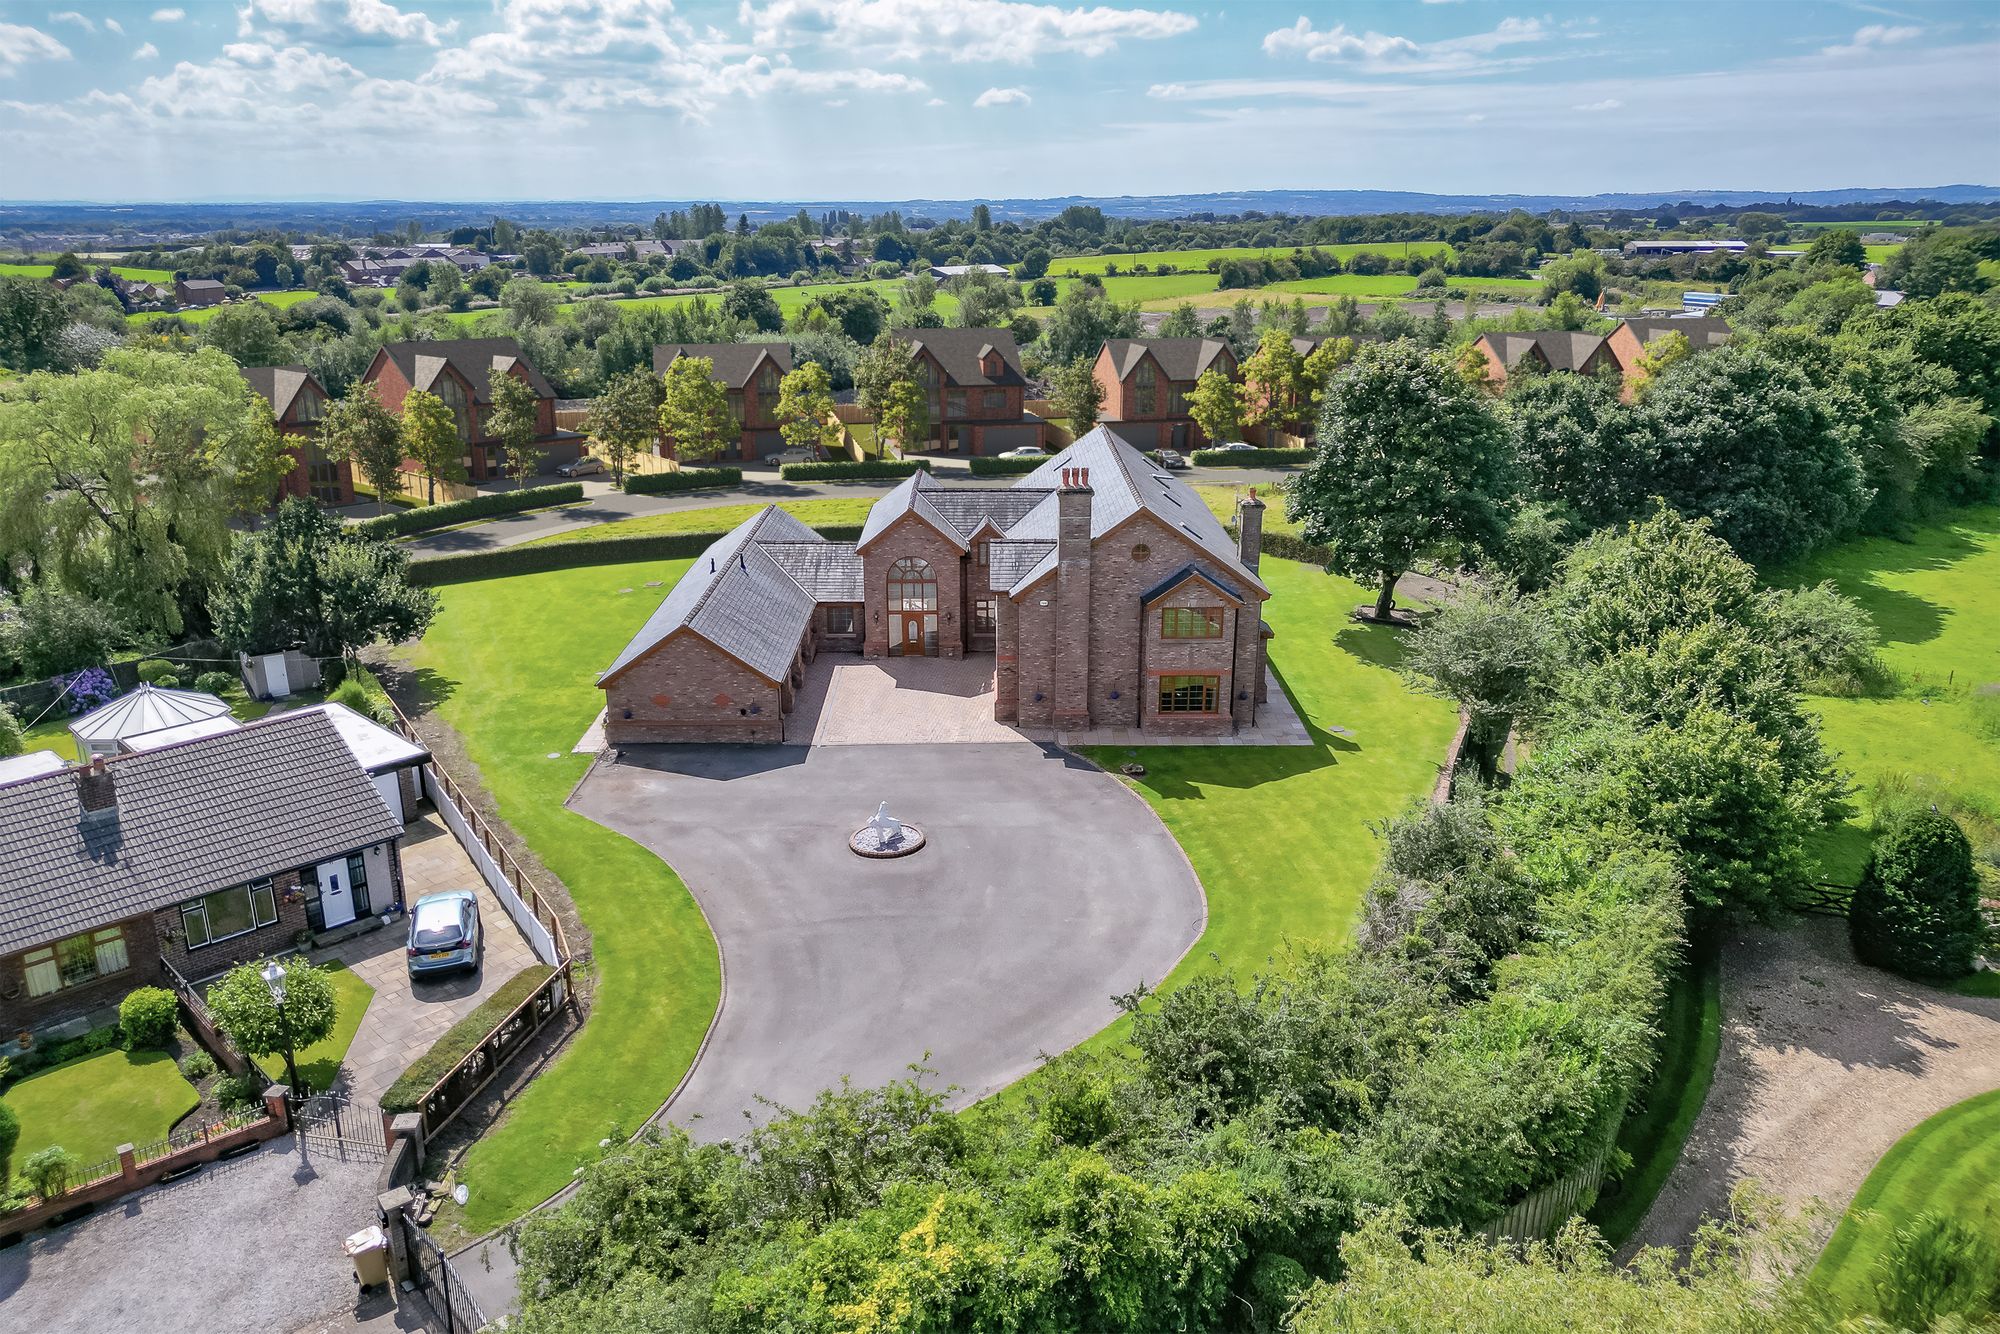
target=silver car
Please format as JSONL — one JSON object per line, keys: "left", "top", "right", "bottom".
{"left": 557, "top": 455, "right": 605, "bottom": 478}
{"left": 407, "top": 890, "right": 482, "bottom": 979}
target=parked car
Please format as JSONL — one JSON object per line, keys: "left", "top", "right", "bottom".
{"left": 1154, "top": 449, "right": 1189, "bottom": 470}
{"left": 995, "top": 446, "right": 1047, "bottom": 459}
{"left": 766, "top": 446, "right": 817, "bottom": 465}
{"left": 407, "top": 890, "right": 482, "bottom": 979}
{"left": 556, "top": 455, "right": 605, "bottom": 478}
{"left": 1210, "top": 441, "right": 1259, "bottom": 454}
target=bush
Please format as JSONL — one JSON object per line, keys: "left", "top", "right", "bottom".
{"left": 119, "top": 986, "right": 180, "bottom": 1049}
{"left": 9, "top": 585, "right": 128, "bottom": 679}
{"left": 382, "top": 966, "right": 554, "bottom": 1113}
{"left": 777, "top": 459, "right": 929, "bottom": 481}
{"left": 623, "top": 467, "right": 743, "bottom": 496}
{"left": 967, "top": 455, "right": 1048, "bottom": 476}
{"left": 215, "top": 1072, "right": 266, "bottom": 1112}
{"left": 0, "top": 703, "right": 20, "bottom": 760}
{"left": 194, "top": 670, "right": 237, "bottom": 696}
{"left": 1190, "top": 447, "right": 1310, "bottom": 467}
{"left": 408, "top": 525, "right": 866, "bottom": 586}
{"left": 1869, "top": 1210, "right": 2000, "bottom": 1329}
{"left": 20, "top": 1146, "right": 80, "bottom": 1200}
{"left": 0, "top": 1100, "right": 17, "bottom": 1185}
{"left": 349, "top": 483, "right": 584, "bottom": 540}
{"left": 328, "top": 676, "right": 392, "bottom": 725}
{"left": 1850, "top": 810, "right": 1986, "bottom": 979}
{"left": 137, "top": 659, "right": 184, "bottom": 687}
{"left": 178, "top": 1049, "right": 218, "bottom": 1082}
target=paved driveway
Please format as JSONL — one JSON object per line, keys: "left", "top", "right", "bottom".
{"left": 572, "top": 742, "right": 1205, "bottom": 1134}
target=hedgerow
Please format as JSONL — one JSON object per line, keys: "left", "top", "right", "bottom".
{"left": 350, "top": 483, "right": 583, "bottom": 540}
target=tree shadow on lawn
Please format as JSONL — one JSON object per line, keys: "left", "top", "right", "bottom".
{"left": 1766, "top": 513, "right": 1992, "bottom": 654}
{"left": 373, "top": 661, "right": 460, "bottom": 714}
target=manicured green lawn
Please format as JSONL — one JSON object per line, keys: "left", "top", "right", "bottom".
{"left": 253, "top": 961, "right": 372, "bottom": 1093}
{"left": 526, "top": 497, "right": 878, "bottom": 546}
{"left": 1047, "top": 242, "right": 1454, "bottom": 276}
{"left": 1813, "top": 1087, "right": 2000, "bottom": 1313}
{"left": 19, "top": 715, "right": 79, "bottom": 762}
{"left": 2, "top": 1047, "right": 201, "bottom": 1169}
{"left": 396, "top": 557, "right": 719, "bottom": 1234}
{"left": 1192, "top": 482, "right": 1305, "bottom": 538}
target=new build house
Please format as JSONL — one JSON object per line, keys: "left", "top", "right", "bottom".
{"left": 652, "top": 343, "right": 794, "bottom": 462}
{"left": 240, "top": 364, "right": 355, "bottom": 507}
{"left": 1471, "top": 316, "right": 1733, "bottom": 394}
{"left": 363, "top": 337, "right": 585, "bottom": 483}
{"left": 599, "top": 427, "right": 1271, "bottom": 744}
{"left": 1093, "top": 338, "right": 1241, "bottom": 452}
{"left": 893, "top": 328, "right": 1041, "bottom": 456}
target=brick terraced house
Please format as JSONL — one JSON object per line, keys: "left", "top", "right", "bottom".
{"left": 362, "top": 337, "right": 585, "bottom": 483}
{"left": 0, "top": 711, "right": 404, "bottom": 1039}
{"left": 892, "top": 328, "right": 1041, "bottom": 456}
{"left": 652, "top": 343, "right": 794, "bottom": 462}
{"left": 599, "top": 427, "right": 1271, "bottom": 744}
{"left": 1093, "top": 337, "right": 1241, "bottom": 452}
{"left": 240, "top": 364, "right": 355, "bottom": 507}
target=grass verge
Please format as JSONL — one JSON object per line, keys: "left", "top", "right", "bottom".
{"left": 525, "top": 496, "right": 877, "bottom": 545}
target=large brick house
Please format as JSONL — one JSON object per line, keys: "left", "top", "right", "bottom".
{"left": 1094, "top": 338, "right": 1240, "bottom": 451}
{"left": 1472, "top": 317, "right": 1732, "bottom": 395}
{"left": 362, "top": 338, "right": 584, "bottom": 483}
{"left": 599, "top": 427, "right": 1270, "bottom": 743}
{"left": 652, "top": 343, "right": 793, "bottom": 462}
{"left": 240, "top": 365, "right": 355, "bottom": 507}
{"left": 893, "top": 328, "right": 1040, "bottom": 456}
{"left": 0, "top": 711, "right": 404, "bottom": 1040}
{"left": 173, "top": 278, "right": 226, "bottom": 308}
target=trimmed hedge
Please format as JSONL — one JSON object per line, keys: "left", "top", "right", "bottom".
{"left": 778, "top": 459, "right": 930, "bottom": 481}
{"left": 350, "top": 483, "right": 584, "bottom": 540}
{"left": 1189, "top": 447, "right": 1311, "bottom": 467}
{"left": 381, "top": 965, "right": 554, "bottom": 1114}
{"left": 623, "top": 467, "right": 742, "bottom": 496}
{"left": 1260, "top": 531, "right": 1331, "bottom": 566}
{"left": 408, "top": 524, "right": 867, "bottom": 586}
{"left": 967, "top": 455, "right": 1049, "bottom": 476}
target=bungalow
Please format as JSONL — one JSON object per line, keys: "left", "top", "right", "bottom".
{"left": 240, "top": 364, "right": 355, "bottom": 507}
{"left": 174, "top": 277, "right": 227, "bottom": 308}
{"left": 0, "top": 711, "right": 404, "bottom": 1039}
{"left": 893, "top": 328, "right": 1039, "bottom": 455}
{"left": 652, "top": 343, "right": 794, "bottom": 462}
{"left": 1094, "top": 338, "right": 1240, "bottom": 452}
{"left": 362, "top": 337, "right": 584, "bottom": 483}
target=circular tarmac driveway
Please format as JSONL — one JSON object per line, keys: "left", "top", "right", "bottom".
{"left": 568, "top": 741, "right": 1206, "bottom": 1137}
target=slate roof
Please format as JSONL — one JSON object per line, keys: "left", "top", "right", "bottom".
{"left": 652, "top": 342, "right": 793, "bottom": 388}
{"left": 0, "top": 710, "right": 400, "bottom": 956}
{"left": 1614, "top": 316, "right": 1733, "bottom": 352}
{"left": 895, "top": 328, "right": 1026, "bottom": 388}
{"left": 1102, "top": 337, "right": 1234, "bottom": 383}
{"left": 376, "top": 338, "right": 555, "bottom": 403}
{"left": 177, "top": 278, "right": 225, "bottom": 292}
{"left": 1141, "top": 562, "right": 1247, "bottom": 606}
{"left": 1478, "top": 330, "right": 1611, "bottom": 373}
{"left": 759, "top": 542, "right": 864, "bottom": 601}
{"left": 239, "top": 364, "right": 320, "bottom": 422}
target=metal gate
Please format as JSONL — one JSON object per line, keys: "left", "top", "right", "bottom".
{"left": 295, "top": 1092, "right": 386, "bottom": 1163}
{"left": 403, "top": 1215, "right": 490, "bottom": 1333}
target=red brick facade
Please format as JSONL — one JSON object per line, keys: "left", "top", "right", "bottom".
{"left": 363, "top": 347, "right": 565, "bottom": 483}
{"left": 860, "top": 514, "right": 968, "bottom": 660}
{"left": 601, "top": 629, "right": 791, "bottom": 745}
{"left": 270, "top": 375, "right": 356, "bottom": 507}
{"left": 1093, "top": 343, "right": 1240, "bottom": 452}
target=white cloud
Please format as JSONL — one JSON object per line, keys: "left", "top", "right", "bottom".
{"left": 1261, "top": 13, "right": 1552, "bottom": 75}
{"left": 1823, "top": 23, "right": 1921, "bottom": 57}
{"left": 345, "top": 0, "right": 456, "bottom": 45}
{"left": 741, "top": 0, "right": 1196, "bottom": 64}
{"left": 0, "top": 22, "right": 71, "bottom": 70}
{"left": 105, "top": 17, "right": 123, "bottom": 33}
{"left": 1147, "top": 81, "right": 1186, "bottom": 98}
{"left": 133, "top": 41, "right": 159, "bottom": 59}
{"left": 1465, "top": 112, "right": 1483, "bottom": 122}
{"left": 1574, "top": 97, "right": 1620, "bottom": 111}
{"left": 237, "top": 0, "right": 455, "bottom": 45}
{"left": 48, "top": 11, "right": 94, "bottom": 32}
{"left": 925, "top": 95, "right": 944, "bottom": 105}
{"left": 974, "top": 85, "right": 1029, "bottom": 107}
{"left": 151, "top": 7, "right": 185, "bottom": 18}
{"left": 1263, "top": 18, "right": 1415, "bottom": 62}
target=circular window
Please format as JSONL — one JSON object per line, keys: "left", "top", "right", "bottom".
{"left": 1130, "top": 543, "right": 1151, "bottom": 561}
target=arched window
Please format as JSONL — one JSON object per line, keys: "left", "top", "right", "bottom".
{"left": 1133, "top": 359, "right": 1158, "bottom": 415}
{"left": 887, "top": 556, "right": 936, "bottom": 610}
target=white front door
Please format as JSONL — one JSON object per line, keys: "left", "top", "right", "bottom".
{"left": 264, "top": 652, "right": 291, "bottom": 697}
{"left": 370, "top": 770, "right": 403, "bottom": 824}
{"left": 316, "top": 858, "right": 356, "bottom": 928}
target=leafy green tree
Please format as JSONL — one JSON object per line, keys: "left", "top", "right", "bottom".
{"left": 875, "top": 377, "right": 930, "bottom": 456}
{"left": 501, "top": 276, "right": 559, "bottom": 328}
{"left": 1849, "top": 811, "right": 1985, "bottom": 980}
{"left": 1017, "top": 247, "right": 1051, "bottom": 279}
{"left": 1501, "top": 369, "right": 1647, "bottom": 528}
{"left": 801, "top": 288, "right": 891, "bottom": 345}
{"left": 199, "top": 301, "right": 290, "bottom": 368}
{"left": 1299, "top": 336, "right": 1356, "bottom": 425}
{"left": 1186, "top": 368, "right": 1244, "bottom": 447}
{"left": 398, "top": 387, "right": 466, "bottom": 504}
{"left": 775, "top": 361, "right": 837, "bottom": 457}
{"left": 657, "top": 356, "right": 736, "bottom": 463}
{"left": 1240, "top": 328, "right": 1303, "bottom": 435}
{"left": 1156, "top": 302, "right": 1202, "bottom": 337}
{"left": 211, "top": 497, "right": 438, "bottom": 660}
{"left": 1883, "top": 231, "right": 1984, "bottom": 298}
{"left": 0, "top": 702, "right": 19, "bottom": 759}
{"left": 319, "top": 381, "right": 405, "bottom": 515}
{"left": 1039, "top": 284, "right": 1140, "bottom": 365}
{"left": 1403, "top": 580, "right": 1563, "bottom": 781}
{"left": 206, "top": 957, "right": 339, "bottom": 1066}
{"left": 1756, "top": 581, "right": 1881, "bottom": 692}
{"left": 1546, "top": 509, "right": 1763, "bottom": 662}
{"left": 49, "top": 251, "right": 87, "bottom": 281}
{"left": 589, "top": 365, "right": 664, "bottom": 486}
{"left": 0, "top": 275, "right": 68, "bottom": 371}
{"left": 1, "top": 584, "right": 127, "bottom": 678}
{"left": 853, "top": 333, "right": 924, "bottom": 455}
{"left": 1804, "top": 228, "right": 1867, "bottom": 271}
{"left": 721, "top": 282, "right": 782, "bottom": 332}
{"left": 949, "top": 270, "right": 1023, "bottom": 329}
{"left": 1292, "top": 341, "right": 1516, "bottom": 620}
{"left": 1046, "top": 356, "right": 1104, "bottom": 437}
{"left": 487, "top": 368, "right": 544, "bottom": 487}
{"left": 892, "top": 274, "right": 942, "bottom": 329}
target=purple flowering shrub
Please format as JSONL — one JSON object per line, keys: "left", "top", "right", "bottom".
{"left": 63, "top": 667, "right": 119, "bottom": 715}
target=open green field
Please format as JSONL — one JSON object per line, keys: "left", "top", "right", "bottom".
{"left": 1813, "top": 1086, "right": 2000, "bottom": 1314}
{"left": 2, "top": 1046, "right": 200, "bottom": 1169}
{"left": 528, "top": 495, "right": 877, "bottom": 545}
{"left": 1, "top": 261, "right": 177, "bottom": 283}
{"left": 1047, "top": 242, "right": 1454, "bottom": 277}
{"left": 125, "top": 288, "right": 328, "bottom": 327}
{"left": 395, "top": 556, "right": 720, "bottom": 1234}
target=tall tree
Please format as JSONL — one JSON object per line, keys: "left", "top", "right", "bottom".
{"left": 1291, "top": 341, "right": 1515, "bottom": 620}
{"left": 0, "top": 276, "right": 67, "bottom": 372}
{"left": 1046, "top": 356, "right": 1105, "bottom": 437}
{"left": 318, "top": 381, "right": 405, "bottom": 515}
{"left": 501, "top": 276, "right": 558, "bottom": 328}
{"left": 590, "top": 366, "right": 665, "bottom": 486}
{"left": 775, "top": 361, "right": 837, "bottom": 458}
{"left": 875, "top": 378, "right": 930, "bottom": 457}
{"left": 487, "top": 369, "right": 544, "bottom": 488}
{"left": 211, "top": 497, "right": 437, "bottom": 660}
{"left": 1402, "top": 580, "right": 1563, "bottom": 781}
{"left": 1299, "top": 336, "right": 1357, "bottom": 426}
{"left": 399, "top": 388, "right": 465, "bottom": 504}
{"left": 853, "top": 332, "right": 921, "bottom": 451}
{"left": 1186, "top": 368, "right": 1245, "bottom": 447}
{"left": 657, "top": 357, "right": 736, "bottom": 464}
{"left": 1240, "top": 329, "right": 1305, "bottom": 437}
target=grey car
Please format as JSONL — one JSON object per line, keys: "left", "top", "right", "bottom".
{"left": 407, "top": 890, "right": 482, "bottom": 979}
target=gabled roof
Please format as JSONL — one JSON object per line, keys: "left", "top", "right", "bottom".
{"left": 600, "top": 506, "right": 824, "bottom": 686}
{"left": 758, "top": 542, "right": 864, "bottom": 601}
{"left": 239, "top": 364, "right": 322, "bottom": 423}
{"left": 375, "top": 338, "right": 555, "bottom": 403}
{"left": 652, "top": 342, "right": 794, "bottom": 388}
{"left": 1142, "top": 563, "right": 1246, "bottom": 606}
{"left": 1101, "top": 338, "right": 1235, "bottom": 383}
{"left": 856, "top": 471, "right": 976, "bottom": 553}
{"left": 0, "top": 710, "right": 400, "bottom": 956}
{"left": 1477, "top": 330, "right": 1610, "bottom": 374}
{"left": 1613, "top": 316, "right": 1733, "bottom": 352}
{"left": 895, "top": 328, "right": 1026, "bottom": 388}
{"left": 176, "top": 278, "right": 225, "bottom": 292}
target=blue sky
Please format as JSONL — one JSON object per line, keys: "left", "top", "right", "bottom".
{"left": 0, "top": 0, "right": 1995, "bottom": 202}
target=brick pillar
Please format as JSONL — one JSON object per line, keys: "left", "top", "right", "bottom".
{"left": 118, "top": 1143, "right": 138, "bottom": 1188}
{"left": 376, "top": 1187, "right": 417, "bottom": 1286}
{"left": 1052, "top": 467, "right": 1093, "bottom": 729}
{"left": 994, "top": 596, "right": 1019, "bottom": 722}
{"left": 264, "top": 1084, "right": 291, "bottom": 1130}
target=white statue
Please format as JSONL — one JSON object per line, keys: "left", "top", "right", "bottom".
{"left": 867, "top": 801, "right": 903, "bottom": 844}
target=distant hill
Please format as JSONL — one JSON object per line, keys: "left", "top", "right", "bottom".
{"left": 2, "top": 186, "right": 1997, "bottom": 235}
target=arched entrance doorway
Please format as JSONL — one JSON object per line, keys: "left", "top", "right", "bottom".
{"left": 887, "top": 556, "right": 938, "bottom": 657}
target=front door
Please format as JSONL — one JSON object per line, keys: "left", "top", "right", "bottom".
{"left": 899, "top": 612, "right": 929, "bottom": 657}
{"left": 316, "top": 858, "right": 357, "bottom": 929}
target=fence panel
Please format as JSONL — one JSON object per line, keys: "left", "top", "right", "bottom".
{"left": 1475, "top": 1137, "right": 1616, "bottom": 1245}
{"left": 413, "top": 967, "right": 568, "bottom": 1140}
{"left": 405, "top": 1214, "right": 490, "bottom": 1333}
{"left": 422, "top": 767, "right": 559, "bottom": 965}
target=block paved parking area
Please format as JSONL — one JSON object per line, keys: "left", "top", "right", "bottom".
{"left": 314, "top": 809, "right": 542, "bottom": 1108}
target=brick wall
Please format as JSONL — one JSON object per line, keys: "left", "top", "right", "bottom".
{"left": 0, "top": 913, "right": 166, "bottom": 1038}
{"left": 157, "top": 868, "right": 312, "bottom": 982}
{"left": 860, "top": 515, "right": 966, "bottom": 660}
{"left": 602, "top": 630, "right": 786, "bottom": 744}
{"left": 1012, "top": 574, "right": 1058, "bottom": 727}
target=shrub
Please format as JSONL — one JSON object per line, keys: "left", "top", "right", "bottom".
{"left": 1189, "top": 447, "right": 1310, "bottom": 467}
{"left": 194, "top": 670, "right": 237, "bottom": 696}
{"left": 0, "top": 1100, "right": 17, "bottom": 1185}
{"left": 349, "top": 483, "right": 584, "bottom": 540}
{"left": 61, "top": 666, "right": 119, "bottom": 715}
{"left": 1850, "top": 810, "right": 1986, "bottom": 979}
{"left": 20, "top": 1146, "right": 80, "bottom": 1200}
{"left": 967, "top": 455, "right": 1048, "bottom": 476}
{"left": 119, "top": 986, "right": 180, "bottom": 1048}
{"left": 137, "top": 659, "right": 183, "bottom": 687}
{"left": 777, "top": 459, "right": 929, "bottom": 481}
{"left": 382, "top": 966, "right": 554, "bottom": 1113}
{"left": 1869, "top": 1210, "right": 2000, "bottom": 1329}
{"left": 215, "top": 1072, "right": 266, "bottom": 1112}
{"left": 408, "top": 526, "right": 866, "bottom": 587}
{"left": 207, "top": 959, "right": 338, "bottom": 1062}
{"left": 178, "top": 1049, "right": 218, "bottom": 1082}
{"left": 0, "top": 703, "right": 20, "bottom": 760}
{"left": 328, "top": 676, "right": 391, "bottom": 725}
{"left": 623, "top": 467, "right": 743, "bottom": 496}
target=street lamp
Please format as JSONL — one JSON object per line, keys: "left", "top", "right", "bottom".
{"left": 261, "top": 958, "right": 305, "bottom": 1107}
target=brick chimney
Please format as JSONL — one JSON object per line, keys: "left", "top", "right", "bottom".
{"left": 1237, "top": 487, "right": 1265, "bottom": 574}
{"left": 78, "top": 755, "right": 117, "bottom": 818}
{"left": 1053, "top": 466, "right": 1093, "bottom": 727}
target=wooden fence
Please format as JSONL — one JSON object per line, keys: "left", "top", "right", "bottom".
{"left": 401, "top": 966, "right": 570, "bottom": 1143}
{"left": 1474, "top": 1135, "right": 1617, "bottom": 1245}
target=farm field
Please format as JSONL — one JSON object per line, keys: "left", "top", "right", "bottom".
{"left": 1, "top": 261, "right": 177, "bottom": 283}
{"left": 1047, "top": 241, "right": 1454, "bottom": 276}
{"left": 124, "top": 288, "right": 330, "bottom": 327}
